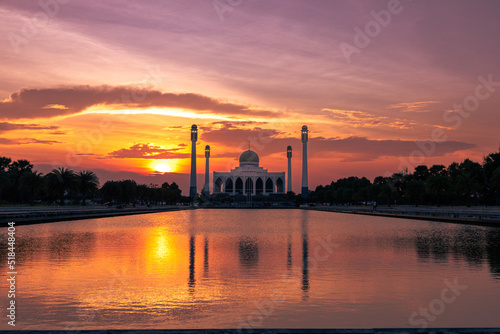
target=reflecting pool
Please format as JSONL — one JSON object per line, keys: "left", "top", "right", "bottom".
{"left": 1, "top": 209, "right": 499, "bottom": 330}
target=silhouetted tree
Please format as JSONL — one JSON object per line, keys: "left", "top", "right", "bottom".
{"left": 0, "top": 157, "right": 11, "bottom": 204}
{"left": 425, "top": 175, "right": 449, "bottom": 207}
{"left": 484, "top": 149, "right": 500, "bottom": 204}
{"left": 8, "top": 159, "right": 33, "bottom": 202}
{"left": 45, "top": 167, "right": 77, "bottom": 205}
{"left": 456, "top": 171, "right": 479, "bottom": 207}
{"left": 20, "top": 171, "right": 44, "bottom": 206}
{"left": 429, "top": 164, "right": 447, "bottom": 177}
{"left": 101, "top": 181, "right": 120, "bottom": 203}
{"left": 491, "top": 168, "right": 500, "bottom": 205}
{"left": 414, "top": 165, "right": 430, "bottom": 181}
{"left": 405, "top": 179, "right": 425, "bottom": 206}
{"left": 77, "top": 170, "right": 99, "bottom": 205}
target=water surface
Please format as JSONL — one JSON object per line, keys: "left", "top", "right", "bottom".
{"left": 1, "top": 209, "right": 499, "bottom": 330}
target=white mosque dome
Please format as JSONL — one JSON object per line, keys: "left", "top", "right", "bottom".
{"left": 239, "top": 150, "right": 259, "bottom": 166}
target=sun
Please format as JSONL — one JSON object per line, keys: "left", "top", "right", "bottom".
{"left": 153, "top": 161, "right": 172, "bottom": 173}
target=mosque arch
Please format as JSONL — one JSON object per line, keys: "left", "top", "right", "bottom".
{"left": 255, "top": 177, "right": 263, "bottom": 194}
{"left": 245, "top": 178, "right": 253, "bottom": 195}
{"left": 225, "top": 178, "right": 233, "bottom": 193}
{"left": 265, "top": 178, "right": 274, "bottom": 193}
{"left": 276, "top": 177, "right": 284, "bottom": 193}
{"left": 215, "top": 178, "right": 223, "bottom": 193}
{"left": 235, "top": 177, "right": 243, "bottom": 194}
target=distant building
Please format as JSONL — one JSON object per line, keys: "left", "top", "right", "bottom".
{"left": 213, "top": 150, "right": 286, "bottom": 196}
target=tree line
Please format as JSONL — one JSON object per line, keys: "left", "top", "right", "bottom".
{"left": 0, "top": 157, "right": 186, "bottom": 206}
{"left": 2, "top": 147, "right": 499, "bottom": 207}
{"left": 309, "top": 148, "right": 500, "bottom": 206}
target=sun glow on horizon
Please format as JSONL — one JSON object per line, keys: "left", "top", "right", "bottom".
{"left": 153, "top": 161, "right": 173, "bottom": 173}
{"left": 84, "top": 106, "right": 234, "bottom": 121}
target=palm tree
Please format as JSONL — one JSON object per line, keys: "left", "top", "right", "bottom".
{"left": 76, "top": 170, "right": 99, "bottom": 205}
{"left": 20, "top": 171, "right": 44, "bottom": 206}
{"left": 45, "top": 167, "right": 77, "bottom": 205}
{"left": 8, "top": 159, "right": 33, "bottom": 202}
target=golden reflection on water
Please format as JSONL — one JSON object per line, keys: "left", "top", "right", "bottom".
{"left": 1, "top": 209, "right": 500, "bottom": 330}
{"left": 152, "top": 230, "right": 170, "bottom": 260}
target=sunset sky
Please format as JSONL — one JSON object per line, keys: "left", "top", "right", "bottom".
{"left": 1, "top": 0, "right": 500, "bottom": 194}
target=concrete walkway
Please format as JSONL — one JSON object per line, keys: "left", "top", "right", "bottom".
{"left": 0, "top": 205, "right": 191, "bottom": 225}
{"left": 309, "top": 205, "right": 500, "bottom": 227}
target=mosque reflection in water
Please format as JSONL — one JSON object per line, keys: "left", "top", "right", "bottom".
{"left": 184, "top": 211, "right": 312, "bottom": 300}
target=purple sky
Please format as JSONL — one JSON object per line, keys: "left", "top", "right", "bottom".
{"left": 1, "top": 0, "right": 500, "bottom": 192}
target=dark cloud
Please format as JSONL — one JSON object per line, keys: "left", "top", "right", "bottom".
{"left": 312, "top": 136, "right": 476, "bottom": 162}
{"left": 0, "top": 138, "right": 61, "bottom": 145}
{"left": 211, "top": 121, "right": 263, "bottom": 128}
{"left": 108, "top": 143, "right": 189, "bottom": 159}
{"left": 27, "top": 139, "right": 62, "bottom": 145}
{"left": 0, "top": 122, "right": 59, "bottom": 133}
{"left": 0, "top": 86, "right": 282, "bottom": 120}
{"left": 201, "top": 127, "right": 476, "bottom": 162}
{"left": 0, "top": 138, "right": 17, "bottom": 145}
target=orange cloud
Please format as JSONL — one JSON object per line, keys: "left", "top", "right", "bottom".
{"left": 322, "top": 108, "right": 416, "bottom": 130}
{"left": 108, "top": 143, "right": 189, "bottom": 159}
{"left": 388, "top": 101, "right": 440, "bottom": 113}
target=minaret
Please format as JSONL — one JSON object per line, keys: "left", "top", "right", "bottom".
{"left": 287, "top": 145, "right": 292, "bottom": 193}
{"left": 189, "top": 124, "right": 198, "bottom": 198}
{"left": 301, "top": 125, "right": 309, "bottom": 198}
{"left": 204, "top": 145, "right": 210, "bottom": 195}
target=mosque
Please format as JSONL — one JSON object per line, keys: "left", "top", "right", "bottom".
{"left": 189, "top": 124, "right": 309, "bottom": 200}
{"left": 213, "top": 150, "right": 285, "bottom": 196}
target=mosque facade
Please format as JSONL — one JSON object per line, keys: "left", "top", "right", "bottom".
{"left": 212, "top": 150, "right": 286, "bottom": 196}
{"left": 189, "top": 124, "right": 309, "bottom": 199}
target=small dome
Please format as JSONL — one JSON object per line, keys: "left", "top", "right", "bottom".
{"left": 302, "top": 125, "right": 308, "bottom": 130}
{"left": 239, "top": 150, "right": 259, "bottom": 165}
